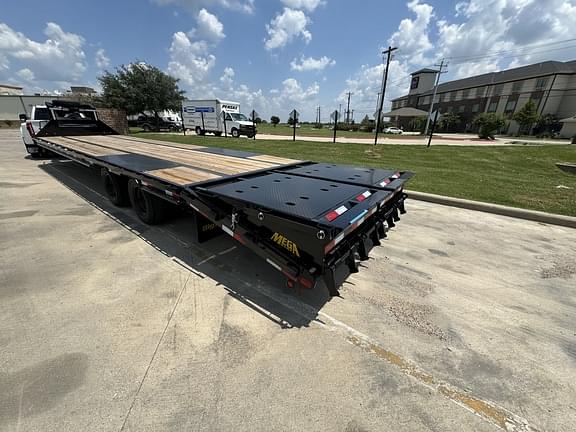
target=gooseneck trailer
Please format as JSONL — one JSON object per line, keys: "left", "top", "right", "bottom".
{"left": 23, "top": 101, "right": 412, "bottom": 295}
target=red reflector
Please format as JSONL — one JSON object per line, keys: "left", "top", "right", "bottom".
{"left": 298, "top": 276, "right": 314, "bottom": 289}
{"left": 325, "top": 205, "right": 348, "bottom": 222}
{"left": 356, "top": 191, "right": 372, "bottom": 202}
{"left": 233, "top": 233, "right": 245, "bottom": 244}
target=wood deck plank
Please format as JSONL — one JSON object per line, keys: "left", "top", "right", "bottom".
{"left": 145, "top": 166, "right": 221, "bottom": 185}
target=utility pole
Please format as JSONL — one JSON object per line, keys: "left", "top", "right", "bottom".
{"left": 424, "top": 59, "right": 448, "bottom": 136}
{"left": 318, "top": 106, "right": 321, "bottom": 125}
{"left": 374, "top": 45, "right": 398, "bottom": 146}
{"left": 345, "top": 92, "right": 352, "bottom": 124}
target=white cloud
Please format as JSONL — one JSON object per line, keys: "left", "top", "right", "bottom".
{"left": 281, "top": 0, "right": 325, "bottom": 12}
{"left": 0, "top": 22, "right": 86, "bottom": 83}
{"left": 290, "top": 55, "right": 335, "bottom": 71}
{"left": 95, "top": 48, "right": 110, "bottom": 70}
{"left": 16, "top": 68, "right": 35, "bottom": 81}
{"left": 388, "top": 0, "right": 434, "bottom": 66}
{"left": 273, "top": 78, "right": 319, "bottom": 104}
{"left": 264, "top": 8, "right": 312, "bottom": 50}
{"left": 152, "top": 0, "right": 254, "bottom": 14}
{"left": 194, "top": 8, "right": 225, "bottom": 43}
{"left": 338, "top": 60, "right": 410, "bottom": 115}
{"left": 167, "top": 31, "right": 216, "bottom": 90}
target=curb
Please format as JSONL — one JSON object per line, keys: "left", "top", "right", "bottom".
{"left": 406, "top": 190, "right": 576, "bottom": 229}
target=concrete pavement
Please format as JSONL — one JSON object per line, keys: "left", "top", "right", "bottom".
{"left": 1, "top": 129, "right": 575, "bottom": 431}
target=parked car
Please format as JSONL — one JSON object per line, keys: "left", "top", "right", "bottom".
{"left": 138, "top": 114, "right": 182, "bottom": 132}
{"left": 383, "top": 127, "right": 403, "bottom": 134}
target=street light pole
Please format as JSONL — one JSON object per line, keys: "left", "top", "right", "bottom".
{"left": 374, "top": 46, "right": 397, "bottom": 146}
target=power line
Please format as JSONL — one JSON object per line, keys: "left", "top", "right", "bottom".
{"left": 444, "top": 38, "right": 576, "bottom": 61}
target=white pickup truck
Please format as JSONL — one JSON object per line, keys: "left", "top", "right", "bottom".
{"left": 20, "top": 101, "right": 102, "bottom": 157}
{"left": 20, "top": 105, "right": 51, "bottom": 157}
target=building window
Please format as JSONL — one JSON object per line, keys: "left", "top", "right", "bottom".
{"left": 449, "top": 91, "right": 456, "bottom": 101}
{"left": 472, "top": 104, "right": 480, "bottom": 113}
{"left": 410, "top": 76, "right": 420, "bottom": 89}
{"left": 424, "top": 95, "right": 431, "bottom": 105}
{"left": 438, "top": 93, "right": 445, "bottom": 102}
{"left": 462, "top": 89, "right": 470, "bottom": 99}
{"left": 511, "top": 81, "right": 523, "bottom": 94}
{"left": 458, "top": 105, "right": 465, "bottom": 113}
{"left": 535, "top": 77, "right": 549, "bottom": 90}
{"left": 487, "top": 101, "right": 498, "bottom": 112}
{"left": 505, "top": 100, "right": 517, "bottom": 113}
{"left": 493, "top": 84, "right": 504, "bottom": 95}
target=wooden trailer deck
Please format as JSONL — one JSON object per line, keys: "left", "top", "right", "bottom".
{"left": 39, "top": 134, "right": 300, "bottom": 186}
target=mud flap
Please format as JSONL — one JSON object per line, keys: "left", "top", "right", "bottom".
{"left": 192, "top": 211, "right": 223, "bottom": 243}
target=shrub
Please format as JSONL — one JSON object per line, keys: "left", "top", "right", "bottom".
{"left": 473, "top": 113, "right": 506, "bottom": 139}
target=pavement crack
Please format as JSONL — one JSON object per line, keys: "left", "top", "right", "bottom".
{"left": 119, "top": 272, "right": 190, "bottom": 432}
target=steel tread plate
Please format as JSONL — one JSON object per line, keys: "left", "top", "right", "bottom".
{"left": 283, "top": 163, "right": 398, "bottom": 187}
{"left": 205, "top": 172, "right": 370, "bottom": 220}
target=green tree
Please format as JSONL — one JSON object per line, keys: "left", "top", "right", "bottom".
{"left": 99, "top": 63, "right": 185, "bottom": 120}
{"left": 473, "top": 113, "right": 506, "bottom": 139}
{"left": 270, "top": 116, "right": 280, "bottom": 127}
{"left": 360, "top": 114, "right": 374, "bottom": 132}
{"left": 439, "top": 112, "right": 461, "bottom": 132}
{"left": 512, "top": 100, "right": 540, "bottom": 134}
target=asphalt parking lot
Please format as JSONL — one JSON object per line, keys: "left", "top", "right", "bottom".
{"left": 1, "top": 128, "right": 575, "bottom": 431}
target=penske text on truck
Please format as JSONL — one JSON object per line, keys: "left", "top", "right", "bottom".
{"left": 182, "top": 99, "right": 256, "bottom": 138}
{"left": 20, "top": 99, "right": 412, "bottom": 295}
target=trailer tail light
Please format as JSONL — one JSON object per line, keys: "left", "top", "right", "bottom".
{"left": 355, "top": 191, "right": 372, "bottom": 202}
{"left": 298, "top": 276, "right": 314, "bottom": 289}
{"left": 325, "top": 205, "right": 348, "bottom": 222}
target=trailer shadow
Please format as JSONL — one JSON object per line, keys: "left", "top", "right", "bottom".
{"left": 39, "top": 159, "right": 333, "bottom": 329}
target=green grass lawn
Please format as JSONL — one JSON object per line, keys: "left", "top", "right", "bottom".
{"left": 140, "top": 132, "right": 576, "bottom": 217}
{"left": 255, "top": 123, "right": 423, "bottom": 139}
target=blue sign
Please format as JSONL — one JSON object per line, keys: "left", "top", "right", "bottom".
{"left": 183, "top": 106, "right": 215, "bottom": 113}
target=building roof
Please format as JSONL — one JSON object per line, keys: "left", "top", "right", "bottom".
{"left": 560, "top": 116, "right": 576, "bottom": 123}
{"left": 392, "top": 60, "right": 576, "bottom": 101}
{"left": 0, "top": 83, "right": 23, "bottom": 90}
{"left": 411, "top": 68, "right": 439, "bottom": 75}
{"left": 382, "top": 107, "right": 429, "bottom": 117}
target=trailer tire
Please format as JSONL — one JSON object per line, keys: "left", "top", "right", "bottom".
{"left": 214, "top": 131, "right": 222, "bottom": 137}
{"left": 142, "top": 124, "right": 151, "bottom": 132}
{"left": 247, "top": 133, "right": 255, "bottom": 139}
{"left": 231, "top": 128, "right": 240, "bottom": 138}
{"left": 101, "top": 170, "right": 130, "bottom": 206}
{"left": 195, "top": 126, "right": 205, "bottom": 136}
{"left": 127, "top": 179, "right": 166, "bottom": 225}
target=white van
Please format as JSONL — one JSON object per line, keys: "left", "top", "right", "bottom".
{"left": 182, "top": 99, "right": 256, "bottom": 138}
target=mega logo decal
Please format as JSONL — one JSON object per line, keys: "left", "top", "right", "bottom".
{"left": 271, "top": 232, "right": 300, "bottom": 257}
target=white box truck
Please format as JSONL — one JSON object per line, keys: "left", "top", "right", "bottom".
{"left": 182, "top": 99, "right": 256, "bottom": 138}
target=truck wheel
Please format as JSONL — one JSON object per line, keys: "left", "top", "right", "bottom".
{"left": 142, "top": 124, "right": 151, "bottom": 132}
{"left": 101, "top": 170, "right": 130, "bottom": 206}
{"left": 127, "top": 179, "right": 166, "bottom": 225}
{"left": 195, "top": 126, "right": 205, "bottom": 136}
{"left": 231, "top": 128, "right": 240, "bottom": 138}
{"left": 214, "top": 131, "right": 222, "bottom": 137}
{"left": 247, "top": 133, "right": 255, "bottom": 139}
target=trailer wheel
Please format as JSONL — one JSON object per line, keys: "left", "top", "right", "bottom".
{"left": 142, "top": 124, "right": 151, "bottom": 132}
{"left": 214, "top": 131, "right": 222, "bottom": 137}
{"left": 247, "top": 133, "right": 255, "bottom": 139}
{"left": 231, "top": 128, "right": 240, "bottom": 138}
{"left": 127, "top": 179, "right": 166, "bottom": 225}
{"left": 101, "top": 170, "right": 129, "bottom": 206}
{"left": 195, "top": 126, "right": 205, "bottom": 136}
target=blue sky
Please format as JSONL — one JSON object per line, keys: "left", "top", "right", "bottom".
{"left": 1, "top": 0, "right": 576, "bottom": 120}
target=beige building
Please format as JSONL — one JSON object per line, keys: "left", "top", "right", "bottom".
{"left": 0, "top": 84, "right": 24, "bottom": 96}
{"left": 391, "top": 60, "right": 576, "bottom": 135}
